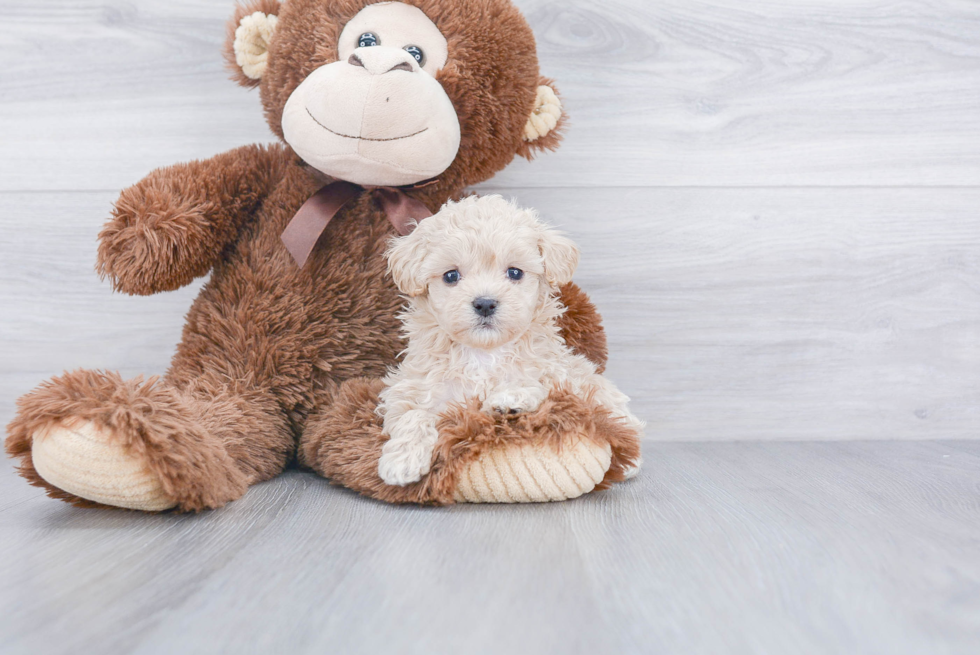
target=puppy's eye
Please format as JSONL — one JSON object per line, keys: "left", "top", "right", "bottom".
{"left": 404, "top": 45, "right": 425, "bottom": 66}
{"left": 507, "top": 267, "right": 524, "bottom": 281}
{"left": 443, "top": 270, "right": 460, "bottom": 285}
{"left": 358, "top": 33, "right": 380, "bottom": 48}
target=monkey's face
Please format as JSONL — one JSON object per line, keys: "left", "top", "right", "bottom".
{"left": 227, "top": 0, "right": 566, "bottom": 193}
{"left": 281, "top": 3, "right": 461, "bottom": 187}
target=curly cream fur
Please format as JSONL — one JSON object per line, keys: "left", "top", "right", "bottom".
{"left": 377, "top": 196, "right": 643, "bottom": 486}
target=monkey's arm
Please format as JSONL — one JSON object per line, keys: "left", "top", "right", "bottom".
{"left": 557, "top": 282, "right": 609, "bottom": 373}
{"left": 97, "top": 143, "right": 291, "bottom": 295}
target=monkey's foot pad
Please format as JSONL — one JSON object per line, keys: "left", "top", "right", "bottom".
{"left": 31, "top": 420, "right": 177, "bottom": 511}
{"left": 453, "top": 438, "right": 612, "bottom": 503}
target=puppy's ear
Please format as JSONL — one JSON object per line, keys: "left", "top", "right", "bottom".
{"left": 386, "top": 232, "right": 429, "bottom": 296}
{"left": 538, "top": 226, "right": 580, "bottom": 288}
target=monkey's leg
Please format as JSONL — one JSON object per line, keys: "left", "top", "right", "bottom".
{"left": 6, "top": 369, "right": 293, "bottom": 512}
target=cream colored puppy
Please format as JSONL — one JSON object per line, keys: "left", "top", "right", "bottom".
{"left": 377, "top": 195, "right": 643, "bottom": 486}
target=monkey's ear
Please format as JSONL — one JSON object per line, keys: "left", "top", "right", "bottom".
{"left": 518, "top": 77, "right": 566, "bottom": 160}
{"left": 224, "top": 0, "right": 282, "bottom": 88}
{"left": 386, "top": 232, "right": 430, "bottom": 297}
{"left": 538, "top": 225, "right": 580, "bottom": 288}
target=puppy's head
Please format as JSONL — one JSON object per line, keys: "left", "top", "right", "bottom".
{"left": 386, "top": 195, "right": 579, "bottom": 349}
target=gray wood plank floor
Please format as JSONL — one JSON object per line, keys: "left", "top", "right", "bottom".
{"left": 2, "top": 1, "right": 979, "bottom": 653}
{"left": 2, "top": 441, "right": 979, "bottom": 655}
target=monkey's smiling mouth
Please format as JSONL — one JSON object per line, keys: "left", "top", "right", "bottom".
{"left": 306, "top": 108, "right": 429, "bottom": 142}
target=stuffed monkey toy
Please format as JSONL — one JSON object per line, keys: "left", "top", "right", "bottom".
{"left": 6, "top": 0, "right": 640, "bottom": 511}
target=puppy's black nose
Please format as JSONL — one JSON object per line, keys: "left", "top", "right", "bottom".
{"left": 472, "top": 297, "right": 498, "bottom": 318}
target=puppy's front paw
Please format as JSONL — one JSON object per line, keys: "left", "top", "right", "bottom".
{"left": 483, "top": 387, "right": 546, "bottom": 417}
{"left": 378, "top": 415, "right": 440, "bottom": 486}
{"left": 378, "top": 448, "right": 426, "bottom": 486}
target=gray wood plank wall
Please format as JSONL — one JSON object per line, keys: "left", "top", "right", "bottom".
{"left": 1, "top": 0, "right": 978, "bottom": 440}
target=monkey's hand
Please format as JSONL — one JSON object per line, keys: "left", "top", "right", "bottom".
{"left": 556, "top": 283, "right": 608, "bottom": 373}
{"left": 97, "top": 144, "right": 289, "bottom": 295}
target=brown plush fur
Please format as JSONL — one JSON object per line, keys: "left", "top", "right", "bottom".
{"left": 97, "top": 144, "right": 291, "bottom": 295}
{"left": 5, "top": 0, "right": 613, "bottom": 512}
{"left": 299, "top": 379, "right": 640, "bottom": 505}
{"left": 555, "top": 282, "right": 608, "bottom": 375}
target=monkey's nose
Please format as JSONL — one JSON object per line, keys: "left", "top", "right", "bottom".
{"left": 348, "top": 48, "right": 418, "bottom": 75}
{"left": 472, "top": 297, "right": 498, "bottom": 318}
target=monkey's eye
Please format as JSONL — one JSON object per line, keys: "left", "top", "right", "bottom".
{"left": 443, "top": 270, "right": 460, "bottom": 285}
{"left": 358, "top": 33, "right": 380, "bottom": 48}
{"left": 404, "top": 45, "right": 425, "bottom": 66}
{"left": 507, "top": 267, "right": 524, "bottom": 281}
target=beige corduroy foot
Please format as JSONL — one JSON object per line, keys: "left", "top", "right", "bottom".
{"left": 31, "top": 420, "right": 177, "bottom": 511}
{"left": 454, "top": 438, "right": 613, "bottom": 503}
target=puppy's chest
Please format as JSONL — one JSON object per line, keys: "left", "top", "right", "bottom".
{"left": 438, "top": 350, "right": 529, "bottom": 406}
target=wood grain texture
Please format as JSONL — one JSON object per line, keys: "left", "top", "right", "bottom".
{"left": 1, "top": 442, "right": 978, "bottom": 655}
{"left": 1, "top": 0, "right": 979, "bottom": 191}
{"left": 2, "top": 2, "right": 980, "bottom": 652}
{"left": 3, "top": 188, "right": 977, "bottom": 439}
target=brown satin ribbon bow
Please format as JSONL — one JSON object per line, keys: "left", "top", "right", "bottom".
{"left": 280, "top": 181, "right": 434, "bottom": 267}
